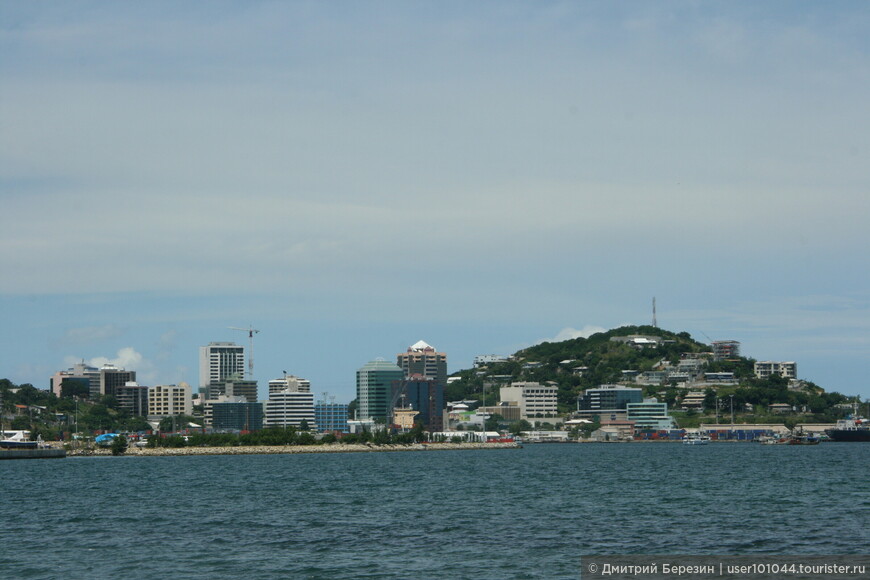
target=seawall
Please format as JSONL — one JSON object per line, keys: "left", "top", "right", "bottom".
{"left": 0, "top": 448, "right": 66, "bottom": 460}
{"left": 67, "top": 441, "right": 520, "bottom": 457}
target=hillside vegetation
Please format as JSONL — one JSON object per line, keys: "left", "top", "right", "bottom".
{"left": 447, "top": 326, "right": 850, "bottom": 423}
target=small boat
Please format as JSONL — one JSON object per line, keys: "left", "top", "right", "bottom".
{"left": 0, "top": 431, "right": 38, "bottom": 449}
{"left": 787, "top": 434, "right": 821, "bottom": 445}
{"left": 683, "top": 432, "right": 709, "bottom": 445}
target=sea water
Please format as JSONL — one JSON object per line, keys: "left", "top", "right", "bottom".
{"left": 1, "top": 443, "right": 868, "bottom": 579}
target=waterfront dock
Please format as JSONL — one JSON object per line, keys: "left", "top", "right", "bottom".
{"left": 0, "top": 448, "right": 66, "bottom": 460}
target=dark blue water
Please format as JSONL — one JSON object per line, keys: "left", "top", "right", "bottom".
{"left": 2, "top": 443, "right": 868, "bottom": 579}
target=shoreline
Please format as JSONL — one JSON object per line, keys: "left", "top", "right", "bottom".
{"left": 66, "top": 441, "right": 520, "bottom": 457}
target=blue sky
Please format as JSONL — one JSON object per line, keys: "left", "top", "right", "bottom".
{"left": 2, "top": 1, "right": 869, "bottom": 403}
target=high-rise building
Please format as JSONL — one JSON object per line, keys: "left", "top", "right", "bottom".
{"left": 264, "top": 377, "right": 316, "bottom": 429}
{"left": 211, "top": 398, "right": 264, "bottom": 431}
{"left": 203, "top": 373, "right": 258, "bottom": 403}
{"left": 577, "top": 384, "right": 643, "bottom": 419}
{"left": 148, "top": 383, "right": 192, "bottom": 419}
{"left": 268, "top": 375, "right": 311, "bottom": 396}
{"left": 51, "top": 362, "right": 100, "bottom": 398}
{"left": 116, "top": 381, "right": 150, "bottom": 417}
{"left": 199, "top": 342, "right": 245, "bottom": 388}
{"left": 314, "top": 398, "right": 350, "bottom": 433}
{"left": 391, "top": 375, "right": 444, "bottom": 432}
{"left": 99, "top": 364, "right": 137, "bottom": 400}
{"left": 356, "top": 359, "right": 404, "bottom": 422}
{"left": 396, "top": 341, "right": 447, "bottom": 387}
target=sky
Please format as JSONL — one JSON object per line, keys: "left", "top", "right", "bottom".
{"left": 2, "top": 1, "right": 869, "bottom": 403}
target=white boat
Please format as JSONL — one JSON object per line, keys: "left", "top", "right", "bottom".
{"left": 0, "top": 430, "right": 38, "bottom": 449}
{"left": 683, "top": 432, "right": 709, "bottom": 445}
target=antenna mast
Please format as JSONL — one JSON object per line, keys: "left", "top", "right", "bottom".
{"left": 652, "top": 297, "right": 657, "bottom": 328}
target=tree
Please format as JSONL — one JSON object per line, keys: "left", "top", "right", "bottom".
{"left": 159, "top": 414, "right": 197, "bottom": 432}
{"left": 299, "top": 419, "right": 310, "bottom": 431}
{"left": 578, "top": 420, "right": 597, "bottom": 439}
{"left": 110, "top": 434, "right": 128, "bottom": 456}
{"left": 60, "top": 379, "right": 89, "bottom": 399}
{"left": 509, "top": 419, "right": 532, "bottom": 436}
{"left": 485, "top": 413, "right": 504, "bottom": 431}
{"left": 100, "top": 395, "right": 121, "bottom": 410}
{"left": 14, "top": 384, "right": 41, "bottom": 405}
{"left": 703, "top": 389, "right": 717, "bottom": 413}
{"left": 410, "top": 422, "right": 426, "bottom": 443}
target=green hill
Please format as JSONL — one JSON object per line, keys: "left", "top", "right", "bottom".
{"left": 447, "top": 325, "right": 850, "bottom": 422}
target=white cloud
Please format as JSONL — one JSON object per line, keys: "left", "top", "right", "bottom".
{"left": 538, "top": 325, "right": 608, "bottom": 344}
{"left": 63, "top": 347, "right": 157, "bottom": 384}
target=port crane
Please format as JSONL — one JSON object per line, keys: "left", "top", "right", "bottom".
{"left": 228, "top": 325, "right": 260, "bottom": 379}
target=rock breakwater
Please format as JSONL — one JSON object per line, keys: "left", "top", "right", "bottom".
{"left": 68, "top": 441, "right": 519, "bottom": 457}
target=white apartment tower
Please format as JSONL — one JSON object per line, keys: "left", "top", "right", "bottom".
{"left": 148, "top": 383, "right": 193, "bottom": 419}
{"left": 199, "top": 342, "right": 246, "bottom": 388}
{"left": 264, "top": 375, "right": 316, "bottom": 429}
{"left": 268, "top": 375, "right": 311, "bottom": 396}
{"left": 754, "top": 361, "right": 797, "bottom": 380}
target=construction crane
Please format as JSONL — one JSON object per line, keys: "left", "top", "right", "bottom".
{"left": 228, "top": 325, "right": 260, "bottom": 379}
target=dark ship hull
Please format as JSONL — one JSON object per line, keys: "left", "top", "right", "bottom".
{"left": 825, "top": 428, "right": 870, "bottom": 442}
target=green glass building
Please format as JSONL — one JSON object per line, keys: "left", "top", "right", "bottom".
{"left": 356, "top": 359, "right": 404, "bottom": 422}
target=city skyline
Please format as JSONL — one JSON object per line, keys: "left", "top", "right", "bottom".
{"left": 2, "top": 2, "right": 869, "bottom": 402}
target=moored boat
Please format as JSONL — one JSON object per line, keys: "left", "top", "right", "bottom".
{"left": 825, "top": 414, "right": 870, "bottom": 442}
{"left": 683, "top": 432, "right": 709, "bottom": 445}
{"left": 787, "top": 434, "right": 821, "bottom": 445}
{"left": 0, "top": 430, "right": 38, "bottom": 449}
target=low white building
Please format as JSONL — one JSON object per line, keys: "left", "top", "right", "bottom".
{"left": 754, "top": 361, "right": 797, "bottom": 380}
{"left": 500, "top": 382, "right": 558, "bottom": 420}
{"left": 473, "top": 354, "right": 510, "bottom": 367}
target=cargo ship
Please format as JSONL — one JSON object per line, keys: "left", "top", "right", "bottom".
{"left": 825, "top": 413, "right": 870, "bottom": 442}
